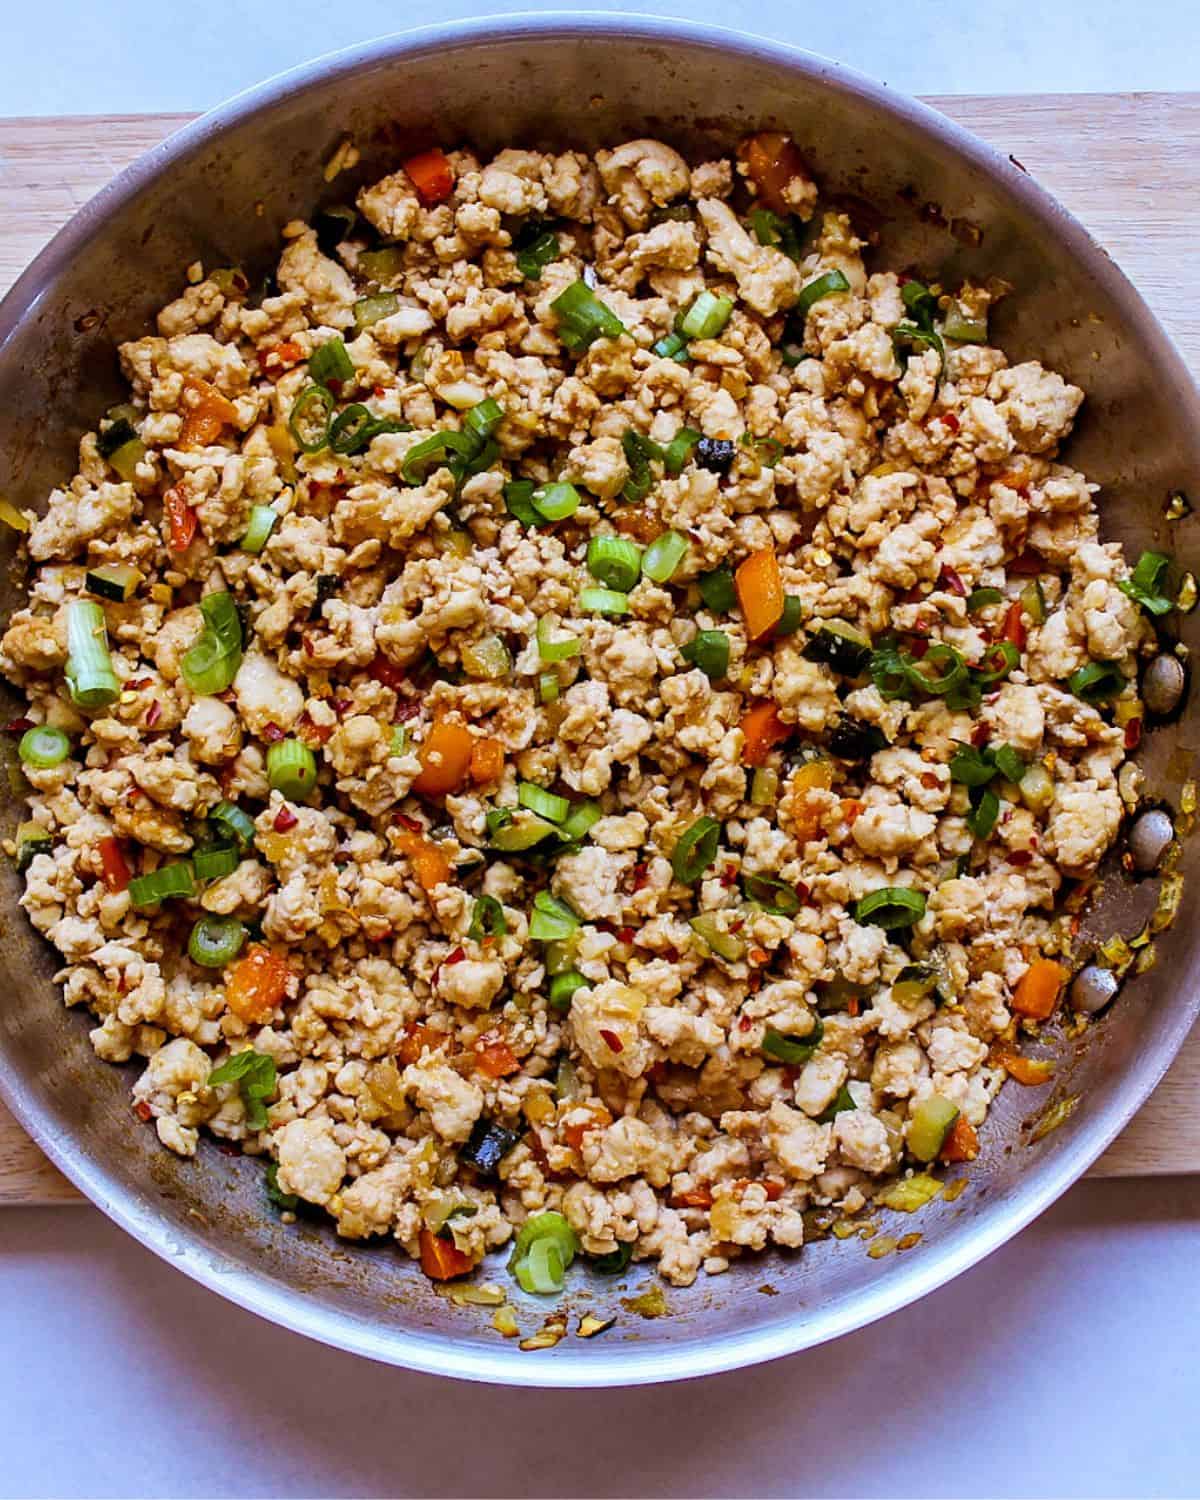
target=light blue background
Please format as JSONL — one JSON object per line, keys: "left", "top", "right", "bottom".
{"left": 5, "top": 6, "right": 1200, "bottom": 1497}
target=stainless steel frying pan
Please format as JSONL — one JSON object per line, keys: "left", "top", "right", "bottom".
{"left": 1, "top": 14, "right": 1197, "bottom": 1385}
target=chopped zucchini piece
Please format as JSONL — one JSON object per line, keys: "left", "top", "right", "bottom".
{"left": 907, "top": 1094, "right": 960, "bottom": 1163}
{"left": 802, "top": 619, "right": 872, "bottom": 675}
{"left": 86, "top": 564, "right": 143, "bottom": 602}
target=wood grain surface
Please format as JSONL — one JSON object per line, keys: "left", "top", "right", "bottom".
{"left": 0, "top": 96, "right": 1197, "bottom": 1203}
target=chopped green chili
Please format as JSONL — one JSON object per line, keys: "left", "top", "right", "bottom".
{"left": 671, "top": 816, "right": 721, "bottom": 884}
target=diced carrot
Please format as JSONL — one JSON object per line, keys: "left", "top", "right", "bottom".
{"left": 940, "top": 1115, "right": 979, "bottom": 1163}
{"left": 561, "top": 1103, "right": 612, "bottom": 1150}
{"left": 179, "top": 375, "right": 239, "bottom": 448}
{"left": 670, "top": 1187, "right": 714, "bottom": 1210}
{"left": 738, "top": 132, "right": 810, "bottom": 216}
{"left": 473, "top": 1036, "right": 521, "bottom": 1080}
{"left": 1011, "top": 958, "right": 1068, "bottom": 1021}
{"left": 163, "top": 487, "right": 198, "bottom": 552}
{"left": 734, "top": 547, "right": 785, "bottom": 640}
{"left": 398, "top": 1022, "right": 442, "bottom": 1066}
{"left": 740, "top": 699, "right": 791, "bottom": 766}
{"left": 225, "top": 944, "right": 291, "bottom": 1023}
{"left": 1001, "top": 599, "right": 1026, "bottom": 650}
{"left": 395, "top": 826, "right": 452, "bottom": 892}
{"left": 404, "top": 148, "right": 455, "bottom": 206}
{"left": 991, "top": 1043, "right": 1055, "bottom": 1086}
{"left": 97, "top": 836, "right": 131, "bottom": 893}
{"left": 469, "top": 736, "right": 504, "bottom": 785}
{"left": 841, "top": 797, "right": 865, "bottom": 826}
{"left": 262, "top": 340, "right": 304, "bottom": 375}
{"left": 412, "top": 718, "right": 475, "bottom": 797}
{"left": 418, "top": 1227, "right": 475, "bottom": 1281}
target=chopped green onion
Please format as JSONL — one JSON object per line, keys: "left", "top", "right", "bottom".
{"left": 671, "top": 815, "right": 720, "bottom": 884}
{"left": 401, "top": 429, "right": 478, "bottom": 486}
{"left": 329, "top": 406, "right": 411, "bottom": 456}
{"left": 762, "top": 1021, "right": 824, "bottom": 1065}
{"left": 240, "top": 504, "right": 278, "bottom": 554}
{"left": 698, "top": 567, "right": 737, "bottom": 613}
{"left": 188, "top": 915, "right": 247, "bottom": 968}
{"left": 587, "top": 535, "right": 642, "bottom": 593}
{"left": 288, "top": 385, "right": 335, "bottom": 454}
{"left": 352, "top": 292, "right": 401, "bottom": 334}
{"left": 1118, "top": 550, "right": 1175, "bottom": 616}
{"left": 536, "top": 615, "right": 580, "bottom": 662}
{"left": 1067, "top": 660, "right": 1126, "bottom": 703}
{"left": 748, "top": 208, "right": 802, "bottom": 260}
{"left": 966, "top": 587, "right": 1005, "bottom": 612}
{"left": 128, "top": 860, "right": 196, "bottom": 909}
{"left": 18, "top": 725, "right": 69, "bottom": 768}
{"left": 749, "top": 767, "right": 779, "bottom": 806}
{"left": 465, "top": 398, "right": 505, "bottom": 444}
{"left": 663, "top": 428, "right": 702, "bottom": 476}
{"left": 539, "top": 669, "right": 560, "bottom": 704}
{"left": 358, "top": 247, "right": 404, "bottom": 284}
{"left": 211, "top": 800, "right": 256, "bottom": 849}
{"left": 508, "top": 1211, "right": 579, "bottom": 1294}
{"left": 579, "top": 587, "right": 630, "bottom": 616}
{"left": 461, "top": 635, "right": 511, "bottom": 681}
{"left": 1019, "top": 580, "right": 1047, "bottom": 628}
{"left": 589, "top": 1242, "right": 633, "bottom": 1275}
{"left": 181, "top": 592, "right": 242, "bottom": 696}
{"left": 529, "top": 890, "right": 580, "bottom": 942}
{"left": 642, "top": 530, "right": 689, "bottom": 583}
{"left": 779, "top": 269, "right": 852, "bottom": 365}
{"left": 817, "top": 1085, "right": 857, "bottom": 1124}
{"left": 515, "top": 230, "right": 560, "bottom": 281}
{"left": 894, "top": 320, "right": 946, "bottom": 372}
{"left": 531, "top": 482, "right": 581, "bottom": 523}
{"left": 504, "top": 480, "right": 540, "bottom": 527}
{"left": 518, "top": 782, "right": 570, "bottom": 824}
{"left": 854, "top": 886, "right": 926, "bottom": 930}
{"left": 265, "top": 1161, "right": 300, "bottom": 1211}
{"left": 743, "top": 873, "right": 801, "bottom": 916}
{"left": 774, "top": 596, "right": 805, "bottom": 636}
{"left": 992, "top": 744, "right": 1026, "bottom": 784}
{"left": 901, "top": 280, "right": 938, "bottom": 322}
{"left": 207, "top": 1049, "right": 276, "bottom": 1130}
{"left": 85, "top": 563, "right": 143, "bottom": 602}
{"left": 558, "top": 800, "right": 602, "bottom": 842}
{"left": 681, "top": 629, "right": 729, "bottom": 679}
{"left": 550, "top": 280, "right": 626, "bottom": 352}
{"left": 689, "top": 913, "right": 745, "bottom": 962}
{"left": 308, "top": 337, "right": 354, "bottom": 385}
{"left": 679, "top": 291, "right": 734, "bottom": 340}
{"left": 192, "top": 844, "right": 239, "bottom": 881}
{"left": 967, "top": 786, "right": 1000, "bottom": 840}
{"left": 652, "top": 332, "right": 690, "bottom": 362}
{"left": 548, "top": 970, "right": 589, "bottom": 1012}
{"left": 64, "top": 599, "right": 120, "bottom": 710}
{"left": 266, "top": 738, "right": 318, "bottom": 801}
{"left": 973, "top": 640, "right": 1019, "bottom": 686}
{"left": 869, "top": 644, "right": 912, "bottom": 701}
{"left": 621, "top": 429, "right": 664, "bottom": 504}
{"left": 390, "top": 725, "right": 408, "bottom": 756}
{"left": 488, "top": 811, "right": 558, "bottom": 852}
{"left": 468, "top": 894, "right": 508, "bottom": 941}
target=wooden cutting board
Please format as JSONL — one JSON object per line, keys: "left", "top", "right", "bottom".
{"left": 1, "top": 95, "right": 1198, "bottom": 1203}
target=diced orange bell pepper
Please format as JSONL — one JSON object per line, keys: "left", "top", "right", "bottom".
{"left": 395, "top": 826, "right": 452, "bottom": 892}
{"left": 97, "top": 835, "right": 131, "bottom": 893}
{"left": 740, "top": 699, "right": 791, "bottom": 766}
{"left": 670, "top": 1187, "right": 714, "bottom": 1210}
{"left": 412, "top": 718, "right": 475, "bottom": 797}
{"left": 991, "top": 1043, "right": 1055, "bottom": 1086}
{"left": 404, "top": 148, "right": 455, "bottom": 206}
{"left": 786, "top": 758, "right": 836, "bottom": 843}
{"left": 469, "top": 736, "right": 504, "bottom": 786}
{"left": 940, "top": 1115, "right": 980, "bottom": 1163}
{"left": 841, "top": 797, "right": 865, "bottom": 826}
{"left": 418, "top": 1227, "right": 475, "bottom": 1281}
{"left": 163, "top": 487, "right": 198, "bottom": 552}
{"left": 398, "top": 1021, "right": 443, "bottom": 1066}
{"left": 735, "top": 547, "right": 785, "bottom": 640}
{"left": 473, "top": 1036, "right": 521, "bottom": 1080}
{"left": 179, "top": 375, "right": 239, "bottom": 448}
{"left": 225, "top": 943, "right": 291, "bottom": 1024}
{"left": 738, "top": 132, "right": 810, "bottom": 216}
{"left": 561, "top": 1102, "right": 613, "bottom": 1150}
{"left": 1011, "top": 958, "right": 1068, "bottom": 1021}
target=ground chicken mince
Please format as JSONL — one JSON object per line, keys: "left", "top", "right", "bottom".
{"left": 1, "top": 133, "right": 1159, "bottom": 1291}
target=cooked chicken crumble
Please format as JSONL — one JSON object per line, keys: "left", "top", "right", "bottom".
{"left": 2, "top": 132, "right": 1156, "bottom": 1289}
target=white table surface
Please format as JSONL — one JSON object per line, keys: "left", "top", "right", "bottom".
{"left": 5, "top": 6, "right": 1200, "bottom": 1497}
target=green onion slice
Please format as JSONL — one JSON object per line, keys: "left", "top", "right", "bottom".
{"left": 774, "top": 596, "right": 804, "bottom": 637}
{"left": 558, "top": 800, "right": 602, "bottom": 843}
{"left": 689, "top": 913, "right": 745, "bottom": 962}
{"left": 515, "top": 229, "right": 560, "bottom": 281}
{"left": 579, "top": 587, "right": 630, "bottom": 616}
{"left": 854, "top": 886, "right": 927, "bottom": 930}
{"left": 590, "top": 1242, "right": 633, "bottom": 1275}
{"left": 308, "top": 337, "right": 354, "bottom": 386}
{"left": 288, "top": 385, "right": 335, "bottom": 454}
{"left": 903, "top": 643, "right": 966, "bottom": 697}
{"left": 540, "top": 670, "right": 560, "bottom": 704}
{"left": 587, "top": 535, "right": 642, "bottom": 593}
{"left": 508, "top": 1211, "right": 579, "bottom": 1294}
{"left": 192, "top": 844, "right": 239, "bottom": 881}
{"left": 18, "top": 725, "right": 70, "bottom": 768}
{"left": 779, "top": 269, "right": 852, "bottom": 365}
{"left": 642, "top": 530, "right": 689, "bottom": 583}
{"left": 671, "top": 815, "right": 721, "bottom": 884}
{"left": 762, "top": 1020, "right": 825, "bottom": 1064}
{"left": 240, "top": 504, "right": 278, "bottom": 554}
{"left": 1118, "top": 550, "right": 1175, "bottom": 616}
{"left": 748, "top": 208, "right": 803, "bottom": 260}
{"left": 681, "top": 629, "right": 729, "bottom": 679}
{"left": 266, "top": 738, "right": 318, "bottom": 800}
{"left": 529, "top": 890, "right": 580, "bottom": 942}
{"left": 967, "top": 786, "right": 1000, "bottom": 840}
{"left": 679, "top": 290, "right": 734, "bottom": 340}
{"left": 518, "top": 782, "right": 570, "bottom": 824}
{"left": 698, "top": 567, "right": 736, "bottom": 613}
{"left": 621, "top": 429, "right": 664, "bottom": 504}
{"left": 504, "top": 481, "right": 540, "bottom": 527}
{"left": 550, "top": 281, "right": 626, "bottom": 352}
{"left": 329, "top": 406, "right": 411, "bottom": 457}
{"left": 468, "top": 894, "right": 508, "bottom": 941}
{"left": 531, "top": 482, "right": 581, "bottom": 523}
{"left": 992, "top": 744, "right": 1026, "bottom": 784}
{"left": 488, "top": 811, "right": 558, "bottom": 852}
{"left": 652, "top": 331, "right": 691, "bottom": 363}
{"left": 64, "top": 599, "right": 121, "bottom": 710}
{"left": 869, "top": 645, "right": 912, "bottom": 701}
{"left": 401, "top": 430, "right": 478, "bottom": 486}
{"left": 966, "top": 587, "right": 1005, "bottom": 612}
{"left": 128, "top": 860, "right": 196, "bottom": 909}
{"left": 181, "top": 591, "right": 243, "bottom": 696}
{"left": 465, "top": 398, "right": 504, "bottom": 444}
{"left": 536, "top": 615, "right": 580, "bottom": 662}
{"left": 211, "top": 800, "right": 256, "bottom": 849}
{"left": 548, "top": 970, "right": 589, "bottom": 1012}
{"left": 188, "top": 915, "right": 247, "bottom": 968}
{"left": 743, "top": 873, "right": 801, "bottom": 916}
{"left": 663, "top": 428, "right": 702, "bottom": 476}
{"left": 949, "top": 743, "right": 996, "bottom": 787}
{"left": 1067, "top": 660, "right": 1126, "bottom": 703}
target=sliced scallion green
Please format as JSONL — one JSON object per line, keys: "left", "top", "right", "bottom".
{"left": 587, "top": 535, "right": 642, "bottom": 593}
{"left": 854, "top": 886, "right": 926, "bottom": 929}
{"left": 529, "top": 890, "right": 580, "bottom": 942}
{"left": 642, "top": 530, "right": 689, "bottom": 583}
{"left": 652, "top": 332, "right": 690, "bottom": 363}
{"left": 536, "top": 615, "right": 580, "bottom": 662}
{"left": 180, "top": 592, "right": 242, "bottom": 696}
{"left": 488, "top": 811, "right": 558, "bottom": 852}
{"left": 468, "top": 894, "right": 508, "bottom": 941}
{"left": 680, "top": 629, "right": 729, "bottom": 679}
{"left": 188, "top": 915, "right": 247, "bottom": 968}
{"left": 508, "top": 1211, "right": 579, "bottom": 1294}
{"left": 689, "top": 913, "right": 745, "bottom": 962}
{"left": 671, "top": 815, "right": 720, "bottom": 884}
{"left": 211, "top": 800, "right": 256, "bottom": 849}
{"left": 579, "top": 587, "right": 630, "bottom": 616}
{"left": 515, "top": 230, "right": 560, "bottom": 281}
{"left": 966, "top": 587, "right": 1005, "bottom": 612}
{"left": 192, "top": 844, "right": 239, "bottom": 882}
{"left": 531, "top": 482, "right": 581, "bottom": 523}
{"left": 128, "top": 861, "right": 195, "bottom": 909}
{"left": 518, "top": 782, "right": 570, "bottom": 824}
{"left": 679, "top": 290, "right": 734, "bottom": 340}
{"left": 503, "top": 480, "right": 540, "bottom": 527}
{"left": 558, "top": 800, "right": 602, "bottom": 843}
{"left": 401, "top": 430, "right": 478, "bottom": 486}
{"left": 288, "top": 385, "right": 335, "bottom": 454}
{"left": 240, "top": 504, "right": 278, "bottom": 554}
{"left": 967, "top": 786, "right": 1000, "bottom": 840}
{"left": 762, "top": 1021, "right": 824, "bottom": 1065}
{"left": 743, "top": 873, "right": 801, "bottom": 916}
{"left": 550, "top": 281, "right": 626, "bottom": 352}
{"left": 539, "top": 670, "right": 560, "bottom": 704}
{"left": 64, "top": 599, "right": 120, "bottom": 710}
{"left": 308, "top": 337, "right": 354, "bottom": 386}
{"left": 663, "top": 428, "right": 702, "bottom": 476}
{"left": 1118, "top": 550, "right": 1175, "bottom": 616}
{"left": 329, "top": 406, "right": 411, "bottom": 456}
{"left": 622, "top": 429, "right": 663, "bottom": 504}
{"left": 18, "top": 725, "right": 69, "bottom": 769}
{"left": 548, "top": 970, "right": 589, "bottom": 1012}
{"left": 698, "top": 567, "right": 736, "bottom": 613}
{"left": 266, "top": 738, "right": 318, "bottom": 801}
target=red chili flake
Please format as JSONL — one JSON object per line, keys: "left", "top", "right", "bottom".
{"left": 273, "top": 805, "right": 298, "bottom": 832}
{"left": 971, "top": 723, "right": 990, "bottom": 747}
{"left": 937, "top": 564, "right": 967, "bottom": 596}
{"left": 261, "top": 722, "right": 285, "bottom": 745}
{"left": 763, "top": 1180, "right": 784, "bottom": 1202}
{"left": 632, "top": 862, "right": 650, "bottom": 892}
{"left": 598, "top": 1029, "right": 624, "bottom": 1054}
{"left": 940, "top": 411, "right": 961, "bottom": 434}
{"left": 795, "top": 881, "right": 811, "bottom": 905}
{"left": 373, "top": 384, "right": 388, "bottom": 399}
{"left": 1008, "top": 551, "right": 1043, "bottom": 575}
{"left": 394, "top": 699, "right": 421, "bottom": 722}
{"left": 748, "top": 946, "right": 769, "bottom": 966}
{"left": 617, "top": 926, "right": 635, "bottom": 945}
{"left": 720, "top": 862, "right": 738, "bottom": 887}
{"left": 331, "top": 698, "right": 354, "bottom": 717}
{"left": 134, "top": 1101, "right": 153, "bottom": 1123}
{"left": 1125, "top": 717, "right": 1143, "bottom": 750}
{"left": 145, "top": 700, "right": 162, "bottom": 728}
{"left": 1007, "top": 849, "right": 1034, "bottom": 867}
{"left": 302, "top": 636, "right": 315, "bottom": 658}
{"left": 298, "top": 715, "right": 333, "bottom": 747}
{"left": 920, "top": 772, "right": 940, "bottom": 789}
{"left": 847, "top": 998, "right": 860, "bottom": 1017}
{"left": 125, "top": 677, "right": 153, "bottom": 691}
{"left": 443, "top": 946, "right": 466, "bottom": 967}
{"left": 369, "top": 654, "right": 407, "bottom": 691}
{"left": 908, "top": 636, "right": 930, "bottom": 659}
{"left": 729, "top": 918, "right": 744, "bottom": 934}
{"left": 4, "top": 717, "right": 32, "bottom": 733}
{"left": 395, "top": 813, "right": 422, "bottom": 833}
{"left": 738, "top": 1015, "right": 753, "bottom": 1032}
